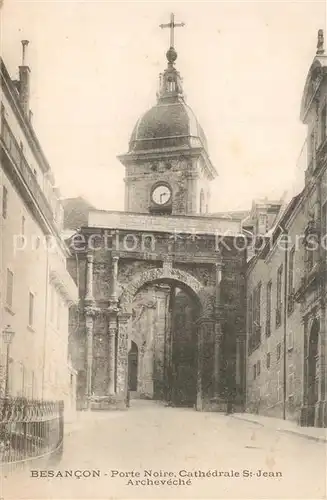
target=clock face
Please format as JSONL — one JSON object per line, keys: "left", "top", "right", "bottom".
{"left": 151, "top": 184, "right": 172, "bottom": 205}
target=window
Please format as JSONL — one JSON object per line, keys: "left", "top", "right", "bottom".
{"left": 253, "top": 282, "right": 261, "bottom": 346}
{"left": 6, "top": 269, "right": 13, "bottom": 307}
{"left": 2, "top": 185, "right": 8, "bottom": 218}
{"left": 321, "top": 104, "right": 326, "bottom": 143}
{"left": 308, "top": 129, "right": 315, "bottom": 163}
{"left": 258, "top": 213, "right": 268, "bottom": 233}
{"left": 266, "top": 281, "right": 272, "bottom": 336}
{"left": 288, "top": 247, "right": 295, "bottom": 315}
{"left": 277, "top": 342, "right": 281, "bottom": 361}
{"left": 253, "top": 364, "right": 257, "bottom": 380}
{"left": 277, "top": 370, "right": 282, "bottom": 401}
{"left": 248, "top": 294, "right": 253, "bottom": 353}
{"left": 21, "top": 215, "right": 25, "bottom": 236}
{"left": 288, "top": 247, "right": 295, "bottom": 295}
{"left": 28, "top": 292, "right": 34, "bottom": 327}
{"left": 306, "top": 244, "right": 314, "bottom": 272}
{"left": 256, "top": 360, "right": 261, "bottom": 377}
{"left": 266, "top": 352, "right": 271, "bottom": 369}
{"left": 288, "top": 366, "right": 295, "bottom": 397}
{"left": 276, "top": 265, "right": 283, "bottom": 327}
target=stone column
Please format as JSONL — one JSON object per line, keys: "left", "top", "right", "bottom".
{"left": 186, "top": 172, "right": 198, "bottom": 214}
{"left": 84, "top": 251, "right": 96, "bottom": 408}
{"left": 213, "top": 261, "right": 223, "bottom": 398}
{"left": 116, "top": 313, "right": 131, "bottom": 403}
{"left": 300, "top": 319, "right": 309, "bottom": 426}
{"left": 111, "top": 255, "right": 119, "bottom": 301}
{"left": 316, "top": 308, "right": 327, "bottom": 426}
{"left": 84, "top": 306, "right": 96, "bottom": 407}
{"left": 107, "top": 255, "right": 119, "bottom": 397}
{"left": 107, "top": 309, "right": 118, "bottom": 395}
{"left": 85, "top": 253, "right": 94, "bottom": 302}
{"left": 196, "top": 320, "right": 204, "bottom": 411}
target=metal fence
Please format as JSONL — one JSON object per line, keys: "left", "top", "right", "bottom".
{"left": 0, "top": 397, "right": 64, "bottom": 467}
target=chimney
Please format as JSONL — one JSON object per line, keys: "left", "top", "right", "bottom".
{"left": 19, "top": 40, "right": 30, "bottom": 116}
{"left": 316, "top": 29, "right": 324, "bottom": 56}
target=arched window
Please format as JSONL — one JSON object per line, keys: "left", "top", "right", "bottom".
{"left": 199, "top": 189, "right": 205, "bottom": 214}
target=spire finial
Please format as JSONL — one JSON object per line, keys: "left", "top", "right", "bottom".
{"left": 21, "top": 40, "right": 29, "bottom": 66}
{"left": 317, "top": 29, "right": 324, "bottom": 55}
{"left": 159, "top": 13, "right": 185, "bottom": 65}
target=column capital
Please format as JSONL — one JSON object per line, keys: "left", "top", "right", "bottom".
{"left": 107, "top": 302, "right": 119, "bottom": 313}
{"left": 118, "top": 312, "right": 132, "bottom": 323}
{"left": 185, "top": 171, "right": 198, "bottom": 180}
{"left": 86, "top": 252, "right": 94, "bottom": 263}
{"left": 84, "top": 304, "right": 100, "bottom": 317}
{"left": 196, "top": 316, "right": 215, "bottom": 327}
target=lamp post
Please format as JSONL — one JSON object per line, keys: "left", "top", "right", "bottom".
{"left": 2, "top": 325, "right": 15, "bottom": 397}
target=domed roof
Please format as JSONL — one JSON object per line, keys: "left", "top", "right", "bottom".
{"left": 129, "top": 100, "right": 208, "bottom": 152}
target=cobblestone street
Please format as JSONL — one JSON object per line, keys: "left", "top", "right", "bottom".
{"left": 2, "top": 401, "right": 326, "bottom": 499}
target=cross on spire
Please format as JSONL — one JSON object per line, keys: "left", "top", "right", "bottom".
{"left": 159, "top": 13, "right": 185, "bottom": 49}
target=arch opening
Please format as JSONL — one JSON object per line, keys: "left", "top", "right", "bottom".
{"left": 124, "top": 272, "right": 204, "bottom": 408}
{"left": 128, "top": 341, "right": 138, "bottom": 393}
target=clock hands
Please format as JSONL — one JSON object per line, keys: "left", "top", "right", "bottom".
{"left": 159, "top": 191, "right": 168, "bottom": 203}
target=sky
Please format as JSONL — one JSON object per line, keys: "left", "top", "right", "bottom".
{"left": 1, "top": 0, "right": 326, "bottom": 212}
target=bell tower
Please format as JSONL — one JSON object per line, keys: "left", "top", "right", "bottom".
{"left": 118, "top": 13, "right": 217, "bottom": 216}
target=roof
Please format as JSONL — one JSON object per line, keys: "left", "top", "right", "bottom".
{"left": 62, "top": 196, "right": 95, "bottom": 230}
{"left": 129, "top": 99, "right": 208, "bottom": 153}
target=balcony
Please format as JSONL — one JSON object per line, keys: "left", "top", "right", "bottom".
{"left": 1, "top": 117, "right": 59, "bottom": 237}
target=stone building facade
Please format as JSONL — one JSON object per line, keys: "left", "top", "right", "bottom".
{"left": 65, "top": 25, "right": 327, "bottom": 426}
{"left": 0, "top": 45, "right": 78, "bottom": 419}
{"left": 67, "top": 41, "right": 247, "bottom": 412}
{"left": 246, "top": 31, "right": 327, "bottom": 427}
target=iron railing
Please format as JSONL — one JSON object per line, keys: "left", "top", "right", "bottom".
{"left": 0, "top": 397, "right": 64, "bottom": 467}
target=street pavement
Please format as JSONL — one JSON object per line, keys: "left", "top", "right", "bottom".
{"left": 1, "top": 400, "right": 326, "bottom": 500}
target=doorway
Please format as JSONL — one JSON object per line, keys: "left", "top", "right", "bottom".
{"left": 128, "top": 341, "right": 138, "bottom": 392}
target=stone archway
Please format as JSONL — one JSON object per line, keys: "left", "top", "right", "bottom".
{"left": 116, "top": 266, "right": 215, "bottom": 410}
{"left": 118, "top": 266, "right": 210, "bottom": 315}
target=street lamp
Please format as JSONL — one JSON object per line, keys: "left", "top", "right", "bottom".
{"left": 2, "top": 325, "right": 15, "bottom": 397}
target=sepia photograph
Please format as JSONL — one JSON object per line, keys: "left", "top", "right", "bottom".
{"left": 0, "top": 0, "right": 326, "bottom": 499}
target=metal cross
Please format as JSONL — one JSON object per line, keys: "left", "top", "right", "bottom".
{"left": 159, "top": 13, "right": 185, "bottom": 48}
